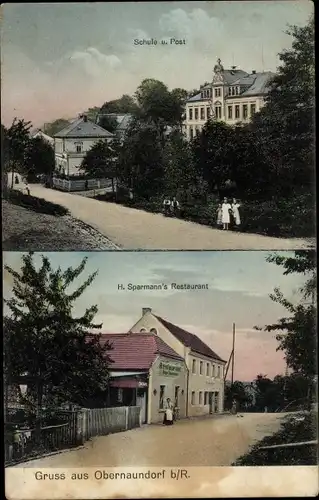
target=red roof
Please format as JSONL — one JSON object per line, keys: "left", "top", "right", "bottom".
{"left": 99, "top": 333, "right": 184, "bottom": 370}
{"left": 154, "top": 315, "right": 226, "bottom": 362}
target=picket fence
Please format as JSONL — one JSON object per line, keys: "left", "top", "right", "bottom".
{"left": 52, "top": 177, "right": 113, "bottom": 192}
{"left": 78, "top": 406, "right": 141, "bottom": 443}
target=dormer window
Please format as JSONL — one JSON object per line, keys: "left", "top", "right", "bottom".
{"left": 229, "top": 86, "right": 240, "bottom": 97}
{"left": 150, "top": 328, "right": 158, "bottom": 335}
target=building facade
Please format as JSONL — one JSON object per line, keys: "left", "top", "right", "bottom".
{"left": 54, "top": 115, "right": 114, "bottom": 176}
{"left": 184, "top": 58, "right": 274, "bottom": 140}
{"left": 129, "top": 308, "right": 226, "bottom": 417}
{"left": 101, "top": 333, "right": 187, "bottom": 424}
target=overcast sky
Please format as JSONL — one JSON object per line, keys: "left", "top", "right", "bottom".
{"left": 1, "top": 1, "right": 313, "bottom": 127}
{"left": 3, "top": 251, "right": 307, "bottom": 381}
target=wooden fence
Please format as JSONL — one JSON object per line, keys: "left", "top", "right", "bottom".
{"left": 79, "top": 406, "right": 141, "bottom": 442}
{"left": 52, "top": 177, "right": 114, "bottom": 192}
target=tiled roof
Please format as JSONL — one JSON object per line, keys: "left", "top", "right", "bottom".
{"left": 240, "top": 71, "right": 274, "bottom": 96}
{"left": 154, "top": 315, "right": 226, "bottom": 362}
{"left": 99, "top": 332, "right": 184, "bottom": 370}
{"left": 54, "top": 117, "right": 114, "bottom": 138}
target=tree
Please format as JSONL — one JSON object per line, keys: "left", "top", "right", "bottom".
{"left": 225, "top": 381, "right": 253, "bottom": 410}
{"left": 5, "top": 118, "right": 32, "bottom": 188}
{"left": 23, "top": 136, "right": 55, "bottom": 181}
{"left": 257, "top": 251, "right": 316, "bottom": 403}
{"left": 117, "top": 121, "right": 164, "bottom": 198}
{"left": 250, "top": 16, "right": 314, "bottom": 199}
{"left": 98, "top": 115, "right": 119, "bottom": 134}
{"left": 44, "top": 118, "right": 71, "bottom": 137}
{"left": 100, "top": 94, "right": 138, "bottom": 114}
{"left": 81, "top": 139, "right": 120, "bottom": 194}
{"left": 4, "top": 253, "right": 113, "bottom": 413}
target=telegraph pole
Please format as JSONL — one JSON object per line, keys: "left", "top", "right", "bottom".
{"left": 231, "top": 323, "right": 236, "bottom": 385}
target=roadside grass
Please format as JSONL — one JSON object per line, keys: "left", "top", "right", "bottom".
{"left": 233, "top": 412, "right": 317, "bottom": 465}
{"left": 7, "top": 189, "right": 69, "bottom": 217}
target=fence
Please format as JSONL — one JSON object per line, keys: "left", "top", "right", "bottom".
{"left": 5, "top": 410, "right": 79, "bottom": 466}
{"left": 79, "top": 406, "right": 141, "bottom": 442}
{"left": 52, "top": 177, "right": 114, "bottom": 192}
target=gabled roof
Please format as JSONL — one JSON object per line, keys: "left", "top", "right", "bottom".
{"left": 154, "top": 315, "right": 226, "bottom": 363}
{"left": 54, "top": 117, "right": 114, "bottom": 138}
{"left": 31, "top": 130, "right": 54, "bottom": 144}
{"left": 99, "top": 332, "right": 184, "bottom": 370}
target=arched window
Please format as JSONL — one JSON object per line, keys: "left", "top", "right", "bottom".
{"left": 140, "top": 328, "right": 147, "bottom": 333}
{"left": 150, "top": 328, "right": 158, "bottom": 335}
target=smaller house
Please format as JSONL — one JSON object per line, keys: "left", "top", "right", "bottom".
{"left": 31, "top": 129, "right": 54, "bottom": 146}
{"left": 54, "top": 114, "right": 114, "bottom": 177}
{"left": 100, "top": 332, "right": 187, "bottom": 424}
{"left": 95, "top": 113, "right": 133, "bottom": 140}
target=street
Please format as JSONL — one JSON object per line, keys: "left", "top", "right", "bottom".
{"left": 16, "top": 184, "right": 312, "bottom": 250}
{"left": 15, "top": 413, "right": 287, "bottom": 468}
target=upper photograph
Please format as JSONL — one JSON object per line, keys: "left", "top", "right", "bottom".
{"left": 1, "top": 1, "right": 315, "bottom": 251}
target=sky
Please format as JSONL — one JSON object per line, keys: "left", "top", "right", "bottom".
{"left": 3, "top": 250, "right": 308, "bottom": 381}
{"left": 1, "top": 1, "right": 313, "bottom": 127}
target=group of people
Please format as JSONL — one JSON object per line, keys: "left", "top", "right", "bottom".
{"left": 217, "top": 198, "right": 241, "bottom": 230}
{"left": 162, "top": 196, "right": 180, "bottom": 216}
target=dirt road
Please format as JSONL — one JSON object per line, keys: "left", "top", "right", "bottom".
{"left": 16, "top": 413, "right": 286, "bottom": 468}
{"left": 19, "top": 184, "right": 311, "bottom": 250}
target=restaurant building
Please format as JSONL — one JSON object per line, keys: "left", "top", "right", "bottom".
{"left": 101, "top": 332, "right": 187, "bottom": 424}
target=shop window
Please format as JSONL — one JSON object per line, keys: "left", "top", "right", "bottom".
{"left": 199, "top": 391, "right": 203, "bottom": 405}
{"left": 159, "top": 385, "right": 165, "bottom": 409}
{"left": 206, "top": 363, "right": 210, "bottom": 376}
{"left": 200, "top": 361, "right": 203, "bottom": 375}
{"left": 191, "top": 391, "right": 195, "bottom": 405}
{"left": 192, "top": 359, "right": 196, "bottom": 374}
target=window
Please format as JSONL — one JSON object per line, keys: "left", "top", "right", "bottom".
{"left": 199, "top": 391, "right": 203, "bottom": 405}
{"left": 228, "top": 106, "right": 233, "bottom": 119}
{"left": 159, "top": 385, "right": 165, "bottom": 409}
{"left": 217, "top": 366, "right": 221, "bottom": 378}
{"left": 195, "top": 126, "right": 200, "bottom": 136}
{"left": 192, "top": 359, "right": 196, "bottom": 374}
{"left": 236, "top": 86, "right": 240, "bottom": 95}
{"left": 215, "top": 106, "right": 222, "bottom": 119}
{"left": 189, "top": 108, "right": 193, "bottom": 120}
{"left": 191, "top": 391, "right": 195, "bottom": 405}
{"left": 75, "top": 142, "right": 83, "bottom": 153}
{"left": 243, "top": 104, "right": 248, "bottom": 119}
{"left": 250, "top": 103, "right": 256, "bottom": 116}
{"left": 175, "top": 386, "right": 180, "bottom": 408}
{"left": 215, "top": 88, "right": 221, "bottom": 98}
{"left": 200, "top": 107, "right": 205, "bottom": 120}
{"left": 212, "top": 364, "right": 215, "bottom": 377}
{"left": 204, "top": 391, "right": 209, "bottom": 405}
{"left": 235, "top": 105, "right": 240, "bottom": 119}
{"left": 194, "top": 108, "right": 199, "bottom": 120}
{"left": 200, "top": 361, "right": 203, "bottom": 375}
{"left": 206, "top": 363, "right": 210, "bottom": 376}
{"left": 117, "top": 388, "right": 123, "bottom": 403}
{"left": 189, "top": 127, "right": 194, "bottom": 140}
{"left": 206, "top": 107, "right": 211, "bottom": 119}
{"left": 150, "top": 328, "right": 157, "bottom": 335}
{"left": 140, "top": 328, "right": 147, "bottom": 333}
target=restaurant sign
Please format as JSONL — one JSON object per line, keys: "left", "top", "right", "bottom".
{"left": 159, "top": 362, "right": 182, "bottom": 377}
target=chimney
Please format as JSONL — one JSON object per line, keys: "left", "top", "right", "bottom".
{"left": 142, "top": 307, "right": 152, "bottom": 316}
{"left": 252, "top": 70, "right": 256, "bottom": 74}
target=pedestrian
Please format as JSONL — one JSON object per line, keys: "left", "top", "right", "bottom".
{"left": 231, "top": 198, "right": 241, "bottom": 227}
{"left": 85, "top": 180, "right": 89, "bottom": 191}
{"left": 25, "top": 182, "right": 30, "bottom": 196}
{"left": 216, "top": 203, "right": 223, "bottom": 227}
{"left": 162, "top": 196, "right": 171, "bottom": 216}
{"left": 171, "top": 196, "right": 180, "bottom": 216}
{"left": 163, "top": 398, "right": 174, "bottom": 425}
{"left": 221, "top": 197, "right": 232, "bottom": 230}
{"left": 15, "top": 174, "right": 19, "bottom": 185}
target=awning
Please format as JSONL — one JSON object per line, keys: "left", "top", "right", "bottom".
{"left": 110, "top": 379, "right": 148, "bottom": 389}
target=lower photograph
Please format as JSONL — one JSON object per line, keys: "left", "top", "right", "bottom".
{"left": 3, "top": 250, "right": 317, "bottom": 499}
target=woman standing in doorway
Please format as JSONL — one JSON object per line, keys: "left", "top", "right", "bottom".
{"left": 163, "top": 398, "right": 174, "bottom": 425}
{"left": 221, "top": 198, "right": 232, "bottom": 230}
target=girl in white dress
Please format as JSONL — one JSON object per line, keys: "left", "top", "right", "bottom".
{"left": 216, "top": 204, "right": 222, "bottom": 227}
{"left": 232, "top": 198, "right": 241, "bottom": 226}
{"left": 163, "top": 398, "right": 174, "bottom": 425}
{"left": 221, "top": 198, "right": 232, "bottom": 230}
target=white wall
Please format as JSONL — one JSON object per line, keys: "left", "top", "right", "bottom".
{"left": 148, "top": 355, "right": 187, "bottom": 424}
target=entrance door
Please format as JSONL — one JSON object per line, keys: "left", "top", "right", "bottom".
{"left": 136, "top": 390, "right": 147, "bottom": 424}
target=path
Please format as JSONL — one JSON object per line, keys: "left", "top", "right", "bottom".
{"left": 20, "top": 184, "right": 311, "bottom": 250}
{"left": 15, "top": 413, "right": 286, "bottom": 468}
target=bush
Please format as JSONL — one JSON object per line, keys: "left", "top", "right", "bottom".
{"left": 8, "top": 190, "right": 69, "bottom": 217}
{"left": 241, "top": 194, "right": 315, "bottom": 238}
{"left": 233, "top": 412, "right": 317, "bottom": 465}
